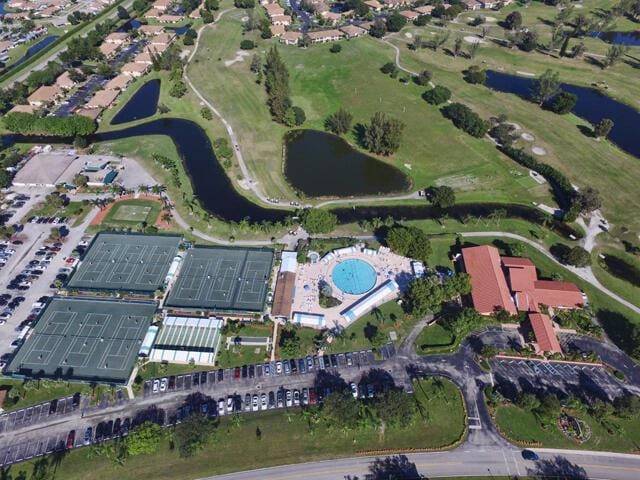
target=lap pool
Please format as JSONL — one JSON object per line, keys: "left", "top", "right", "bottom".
{"left": 332, "top": 259, "right": 377, "bottom": 295}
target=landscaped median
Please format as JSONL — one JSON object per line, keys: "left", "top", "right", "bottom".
{"left": 10, "top": 378, "right": 466, "bottom": 480}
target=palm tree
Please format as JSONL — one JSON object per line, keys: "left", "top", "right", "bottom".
{"left": 138, "top": 184, "right": 150, "bottom": 194}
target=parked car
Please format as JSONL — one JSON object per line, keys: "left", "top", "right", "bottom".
{"left": 350, "top": 383, "right": 358, "bottom": 398}
{"left": 160, "top": 378, "right": 167, "bottom": 392}
{"left": 152, "top": 380, "right": 160, "bottom": 393}
{"left": 66, "top": 430, "right": 76, "bottom": 449}
{"left": 83, "top": 426, "right": 92, "bottom": 445}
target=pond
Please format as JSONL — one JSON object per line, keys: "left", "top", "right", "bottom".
{"left": 9, "top": 35, "right": 60, "bottom": 69}
{"left": 284, "top": 129, "right": 411, "bottom": 197}
{"left": 589, "top": 31, "right": 640, "bottom": 46}
{"left": 111, "top": 79, "right": 161, "bottom": 126}
{"left": 165, "top": 23, "right": 192, "bottom": 35}
{"left": 3, "top": 119, "right": 580, "bottom": 239}
{"left": 602, "top": 254, "right": 640, "bottom": 287}
{"left": 485, "top": 70, "right": 640, "bottom": 159}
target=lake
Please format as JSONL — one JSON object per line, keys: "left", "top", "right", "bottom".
{"left": 589, "top": 31, "right": 640, "bottom": 46}
{"left": 485, "top": 70, "right": 640, "bottom": 159}
{"left": 3, "top": 119, "right": 580, "bottom": 239}
{"left": 284, "top": 129, "right": 411, "bottom": 197}
{"left": 111, "top": 79, "right": 161, "bottom": 125}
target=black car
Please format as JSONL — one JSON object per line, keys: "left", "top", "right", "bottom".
{"left": 330, "top": 354, "right": 338, "bottom": 368}
{"left": 248, "top": 365, "right": 255, "bottom": 378}
{"left": 113, "top": 418, "right": 121, "bottom": 436}
{"left": 241, "top": 365, "right": 248, "bottom": 378}
{"left": 290, "top": 359, "right": 297, "bottom": 374}
{"left": 104, "top": 420, "right": 114, "bottom": 438}
{"left": 200, "top": 371, "right": 207, "bottom": 384}
{"left": 193, "top": 373, "right": 200, "bottom": 385}
{"left": 72, "top": 392, "right": 81, "bottom": 408}
{"left": 49, "top": 399, "right": 58, "bottom": 414}
{"left": 298, "top": 358, "right": 306, "bottom": 373}
{"left": 217, "top": 369, "right": 224, "bottom": 382}
{"left": 521, "top": 450, "right": 539, "bottom": 461}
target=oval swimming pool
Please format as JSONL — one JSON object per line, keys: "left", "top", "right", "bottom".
{"left": 332, "top": 259, "right": 376, "bottom": 295}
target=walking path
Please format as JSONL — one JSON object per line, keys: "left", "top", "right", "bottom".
{"left": 183, "top": 9, "right": 273, "bottom": 208}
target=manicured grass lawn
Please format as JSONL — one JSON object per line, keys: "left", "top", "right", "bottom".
{"left": 101, "top": 198, "right": 162, "bottom": 228}
{"left": 188, "top": 11, "right": 553, "bottom": 209}
{"left": 326, "top": 301, "right": 417, "bottom": 354}
{"left": 495, "top": 404, "right": 640, "bottom": 453}
{"left": 217, "top": 341, "right": 271, "bottom": 368}
{"left": 393, "top": 22, "right": 640, "bottom": 233}
{"left": 0, "top": 378, "right": 112, "bottom": 412}
{"left": 11, "top": 377, "right": 465, "bottom": 480}
{"left": 415, "top": 323, "right": 455, "bottom": 351}
{"left": 592, "top": 246, "right": 640, "bottom": 308}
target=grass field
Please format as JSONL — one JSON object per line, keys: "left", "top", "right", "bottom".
{"left": 326, "top": 301, "right": 417, "bottom": 354}
{"left": 101, "top": 198, "right": 161, "bottom": 228}
{"left": 394, "top": 16, "right": 640, "bottom": 234}
{"left": 9, "top": 377, "right": 465, "bottom": 480}
{"left": 591, "top": 246, "right": 640, "bottom": 308}
{"left": 187, "top": 10, "right": 553, "bottom": 209}
{"left": 495, "top": 403, "right": 640, "bottom": 452}
{"left": 415, "top": 323, "right": 456, "bottom": 351}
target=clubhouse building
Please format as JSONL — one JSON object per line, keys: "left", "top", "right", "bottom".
{"left": 460, "top": 245, "right": 585, "bottom": 355}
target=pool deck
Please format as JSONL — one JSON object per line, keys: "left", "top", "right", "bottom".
{"left": 291, "top": 247, "right": 413, "bottom": 329}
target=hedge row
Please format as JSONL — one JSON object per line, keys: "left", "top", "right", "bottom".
{"left": 499, "top": 145, "right": 575, "bottom": 210}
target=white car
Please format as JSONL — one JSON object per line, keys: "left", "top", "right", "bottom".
{"left": 260, "top": 393, "right": 267, "bottom": 410}
{"left": 152, "top": 380, "right": 160, "bottom": 393}
{"left": 285, "top": 390, "right": 292, "bottom": 407}
{"left": 293, "top": 389, "right": 300, "bottom": 406}
{"left": 227, "top": 396, "right": 233, "bottom": 413}
{"left": 276, "top": 361, "right": 282, "bottom": 374}
{"left": 160, "top": 378, "right": 167, "bottom": 392}
{"left": 350, "top": 383, "right": 358, "bottom": 399}
{"left": 252, "top": 394, "right": 259, "bottom": 411}
{"left": 218, "top": 399, "right": 225, "bottom": 416}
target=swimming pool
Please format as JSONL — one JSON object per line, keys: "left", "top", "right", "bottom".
{"left": 332, "top": 259, "right": 377, "bottom": 295}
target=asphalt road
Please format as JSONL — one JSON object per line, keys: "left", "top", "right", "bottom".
{"left": 201, "top": 447, "right": 640, "bottom": 480}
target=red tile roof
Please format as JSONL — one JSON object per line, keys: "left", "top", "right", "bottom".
{"left": 529, "top": 312, "right": 562, "bottom": 353}
{"left": 461, "top": 246, "right": 517, "bottom": 315}
{"left": 501, "top": 256, "right": 535, "bottom": 268}
{"left": 506, "top": 264, "right": 537, "bottom": 292}
{"left": 533, "top": 280, "right": 584, "bottom": 309}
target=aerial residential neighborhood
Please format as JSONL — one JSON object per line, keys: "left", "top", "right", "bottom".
{"left": 0, "top": 0, "right": 639, "bottom": 478}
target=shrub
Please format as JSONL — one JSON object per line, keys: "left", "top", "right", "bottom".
{"left": 549, "top": 92, "right": 577, "bottom": 114}
{"left": 422, "top": 85, "right": 451, "bottom": 105}
{"left": 380, "top": 62, "right": 397, "bottom": 75}
{"left": 463, "top": 65, "right": 486, "bottom": 84}
{"left": 240, "top": 39, "right": 255, "bottom": 50}
{"left": 414, "top": 69, "right": 432, "bottom": 86}
{"left": 386, "top": 12, "right": 407, "bottom": 32}
{"left": 330, "top": 43, "right": 341, "bottom": 53}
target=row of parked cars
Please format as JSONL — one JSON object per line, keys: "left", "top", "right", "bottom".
{"left": 176, "top": 382, "right": 378, "bottom": 423}
{"left": 151, "top": 351, "right": 371, "bottom": 394}
{"left": 27, "top": 216, "right": 68, "bottom": 225}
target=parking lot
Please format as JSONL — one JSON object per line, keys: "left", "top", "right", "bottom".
{"left": 490, "top": 357, "right": 628, "bottom": 402}
{"left": 0, "top": 196, "right": 96, "bottom": 359}
{"left": 143, "top": 349, "right": 379, "bottom": 399}
{"left": 0, "top": 348, "right": 404, "bottom": 469}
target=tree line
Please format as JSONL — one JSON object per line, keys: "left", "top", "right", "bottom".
{"left": 263, "top": 46, "right": 305, "bottom": 127}
{"left": 3, "top": 112, "right": 97, "bottom": 136}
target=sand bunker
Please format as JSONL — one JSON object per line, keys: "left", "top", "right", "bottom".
{"left": 532, "top": 146, "right": 547, "bottom": 156}
{"left": 464, "top": 36, "right": 485, "bottom": 44}
{"left": 225, "top": 50, "right": 250, "bottom": 67}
